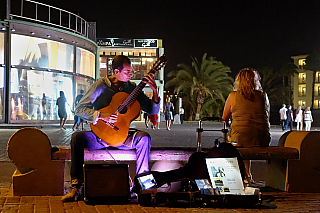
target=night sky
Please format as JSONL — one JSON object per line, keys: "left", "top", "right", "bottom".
{"left": 8, "top": 0, "right": 320, "bottom": 75}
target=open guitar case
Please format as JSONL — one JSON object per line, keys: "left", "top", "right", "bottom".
{"left": 133, "top": 117, "right": 261, "bottom": 208}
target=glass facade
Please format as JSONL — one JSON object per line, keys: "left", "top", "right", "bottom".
{"left": 6, "top": 34, "right": 96, "bottom": 122}
{"left": 10, "top": 69, "right": 73, "bottom": 120}
{"left": 11, "top": 34, "right": 74, "bottom": 72}
{"left": 0, "top": 33, "right": 4, "bottom": 120}
{"left": 76, "top": 47, "right": 95, "bottom": 78}
{"left": 0, "top": 33, "right": 4, "bottom": 63}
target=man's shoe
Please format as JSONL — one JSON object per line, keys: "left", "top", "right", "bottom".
{"left": 61, "top": 179, "right": 83, "bottom": 202}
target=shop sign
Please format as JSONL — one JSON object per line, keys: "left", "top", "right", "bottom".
{"left": 97, "top": 38, "right": 134, "bottom": 47}
{"left": 134, "top": 39, "right": 158, "bottom": 48}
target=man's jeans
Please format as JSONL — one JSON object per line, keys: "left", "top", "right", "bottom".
{"left": 70, "top": 130, "right": 151, "bottom": 182}
{"left": 281, "top": 119, "right": 287, "bottom": 131}
{"left": 285, "top": 120, "right": 293, "bottom": 131}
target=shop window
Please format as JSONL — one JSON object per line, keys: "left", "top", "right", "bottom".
{"left": 10, "top": 69, "right": 73, "bottom": 121}
{"left": 76, "top": 47, "right": 95, "bottom": 78}
{"left": 75, "top": 76, "right": 94, "bottom": 100}
{"left": 0, "top": 68, "right": 3, "bottom": 120}
{"left": 11, "top": 34, "right": 74, "bottom": 72}
{"left": 0, "top": 33, "right": 4, "bottom": 64}
{"left": 0, "top": 33, "right": 4, "bottom": 120}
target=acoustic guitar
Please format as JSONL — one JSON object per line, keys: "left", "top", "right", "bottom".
{"left": 90, "top": 55, "right": 167, "bottom": 147}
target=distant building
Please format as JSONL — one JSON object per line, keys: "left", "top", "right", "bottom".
{"left": 292, "top": 54, "right": 320, "bottom": 109}
{"left": 97, "top": 38, "right": 165, "bottom": 120}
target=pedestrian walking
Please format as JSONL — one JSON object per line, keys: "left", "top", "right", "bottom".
{"left": 285, "top": 105, "right": 293, "bottom": 131}
{"left": 56, "top": 91, "right": 69, "bottom": 130}
{"left": 72, "top": 90, "right": 85, "bottom": 131}
{"left": 179, "top": 107, "right": 184, "bottom": 124}
{"left": 144, "top": 112, "right": 150, "bottom": 128}
{"left": 42, "top": 93, "right": 47, "bottom": 120}
{"left": 164, "top": 97, "right": 174, "bottom": 130}
{"left": 295, "top": 105, "right": 303, "bottom": 131}
{"left": 279, "top": 104, "right": 287, "bottom": 131}
{"left": 304, "top": 106, "right": 313, "bottom": 131}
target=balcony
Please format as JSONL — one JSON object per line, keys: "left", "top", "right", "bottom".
{"left": 298, "top": 92, "right": 306, "bottom": 97}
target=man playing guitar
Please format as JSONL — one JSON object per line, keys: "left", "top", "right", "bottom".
{"left": 62, "top": 55, "right": 160, "bottom": 202}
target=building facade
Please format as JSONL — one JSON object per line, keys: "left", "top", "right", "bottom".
{"left": 292, "top": 55, "right": 320, "bottom": 109}
{"left": 1, "top": 0, "right": 97, "bottom": 123}
{"left": 97, "top": 38, "right": 165, "bottom": 120}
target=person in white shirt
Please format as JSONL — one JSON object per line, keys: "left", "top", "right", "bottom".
{"left": 304, "top": 106, "right": 313, "bottom": 131}
{"left": 179, "top": 107, "right": 185, "bottom": 124}
{"left": 294, "top": 105, "right": 303, "bottom": 131}
{"left": 279, "top": 104, "right": 287, "bottom": 131}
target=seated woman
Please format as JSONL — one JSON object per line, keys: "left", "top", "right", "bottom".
{"left": 222, "top": 68, "right": 271, "bottom": 184}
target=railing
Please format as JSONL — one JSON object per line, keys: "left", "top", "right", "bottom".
{"left": 298, "top": 92, "right": 306, "bottom": 97}
{"left": 9, "top": 0, "right": 89, "bottom": 37}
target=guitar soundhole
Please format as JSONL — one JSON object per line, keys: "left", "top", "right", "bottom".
{"left": 118, "top": 105, "right": 127, "bottom": 114}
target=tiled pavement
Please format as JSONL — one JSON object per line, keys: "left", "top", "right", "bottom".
{"left": 0, "top": 191, "right": 320, "bottom": 212}
{"left": 1, "top": 122, "right": 320, "bottom": 212}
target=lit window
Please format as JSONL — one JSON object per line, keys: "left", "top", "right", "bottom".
{"left": 299, "top": 59, "right": 306, "bottom": 66}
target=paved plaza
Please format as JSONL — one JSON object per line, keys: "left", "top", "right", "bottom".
{"left": 1, "top": 121, "right": 320, "bottom": 212}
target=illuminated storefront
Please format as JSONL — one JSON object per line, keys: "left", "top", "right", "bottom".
{"left": 0, "top": 32, "right": 4, "bottom": 121}
{"left": 97, "top": 38, "right": 165, "bottom": 120}
{"left": 1, "top": 15, "right": 97, "bottom": 123}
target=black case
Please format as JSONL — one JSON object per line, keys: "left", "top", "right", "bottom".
{"left": 135, "top": 143, "right": 261, "bottom": 208}
{"left": 84, "top": 163, "right": 130, "bottom": 204}
{"left": 138, "top": 192, "right": 260, "bottom": 208}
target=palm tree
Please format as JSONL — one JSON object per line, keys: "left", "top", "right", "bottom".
{"left": 166, "top": 53, "right": 233, "bottom": 120}
{"left": 257, "top": 67, "right": 282, "bottom": 106}
{"left": 305, "top": 51, "right": 320, "bottom": 109}
{"left": 278, "top": 62, "right": 298, "bottom": 105}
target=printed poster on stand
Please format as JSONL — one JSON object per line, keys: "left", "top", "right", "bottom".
{"left": 206, "top": 157, "right": 244, "bottom": 195}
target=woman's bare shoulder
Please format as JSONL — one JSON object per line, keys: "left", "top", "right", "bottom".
{"left": 229, "top": 91, "right": 236, "bottom": 98}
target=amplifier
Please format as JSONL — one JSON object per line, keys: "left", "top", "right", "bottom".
{"left": 84, "top": 163, "right": 130, "bottom": 204}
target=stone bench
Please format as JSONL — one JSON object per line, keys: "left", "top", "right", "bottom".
{"left": 52, "top": 145, "right": 299, "bottom": 162}
{"left": 9, "top": 127, "right": 319, "bottom": 196}
{"left": 52, "top": 145, "right": 300, "bottom": 193}
{"left": 268, "top": 131, "right": 320, "bottom": 193}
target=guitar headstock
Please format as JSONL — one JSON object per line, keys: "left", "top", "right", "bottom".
{"left": 149, "top": 55, "right": 167, "bottom": 74}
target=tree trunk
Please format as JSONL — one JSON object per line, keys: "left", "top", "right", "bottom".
{"left": 195, "top": 102, "right": 202, "bottom": 120}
